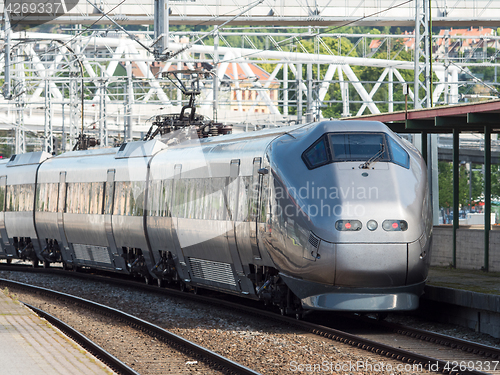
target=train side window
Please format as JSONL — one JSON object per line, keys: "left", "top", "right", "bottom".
{"left": 148, "top": 180, "right": 159, "bottom": 217}
{"left": 81, "top": 183, "right": 91, "bottom": 214}
{"left": 36, "top": 183, "right": 47, "bottom": 212}
{"left": 58, "top": 173, "right": 66, "bottom": 213}
{"left": 197, "top": 178, "right": 205, "bottom": 220}
{"left": 172, "top": 179, "right": 184, "bottom": 218}
{"left": 113, "top": 182, "right": 124, "bottom": 216}
{"left": 196, "top": 179, "right": 203, "bottom": 220}
{"left": 155, "top": 180, "right": 162, "bottom": 217}
{"left": 37, "top": 183, "right": 58, "bottom": 212}
{"left": 6, "top": 185, "right": 13, "bottom": 211}
{"left": 66, "top": 183, "right": 73, "bottom": 213}
{"left": 185, "top": 178, "right": 194, "bottom": 219}
{"left": 237, "top": 176, "right": 251, "bottom": 222}
{"left": 388, "top": 137, "right": 410, "bottom": 169}
{"left": 77, "top": 183, "right": 84, "bottom": 214}
{"left": 18, "top": 185, "right": 24, "bottom": 211}
{"left": 26, "top": 184, "right": 34, "bottom": 211}
{"left": 67, "top": 182, "right": 82, "bottom": 214}
{"left": 48, "top": 183, "right": 58, "bottom": 212}
{"left": 217, "top": 178, "right": 226, "bottom": 220}
{"left": 123, "top": 182, "right": 131, "bottom": 215}
{"left": 131, "top": 181, "right": 145, "bottom": 216}
{"left": 71, "top": 183, "right": 80, "bottom": 214}
{"left": 302, "top": 136, "right": 329, "bottom": 169}
{"left": 189, "top": 178, "right": 199, "bottom": 220}
{"left": 160, "top": 180, "right": 170, "bottom": 217}
{"left": 104, "top": 170, "right": 115, "bottom": 215}
{"left": 0, "top": 185, "right": 4, "bottom": 212}
{"left": 89, "top": 182, "right": 104, "bottom": 214}
{"left": 7, "top": 184, "right": 34, "bottom": 212}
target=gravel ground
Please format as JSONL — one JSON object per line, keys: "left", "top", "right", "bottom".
{"left": 5, "top": 289, "right": 220, "bottom": 375}
{"left": 386, "top": 313, "right": 500, "bottom": 349}
{"left": 1, "top": 266, "right": 485, "bottom": 375}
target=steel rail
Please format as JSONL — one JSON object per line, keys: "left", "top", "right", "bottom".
{"left": 0, "top": 264, "right": 496, "bottom": 374}
{"left": 0, "top": 277, "right": 261, "bottom": 375}
{"left": 374, "top": 318, "right": 500, "bottom": 360}
{"left": 23, "top": 303, "right": 140, "bottom": 375}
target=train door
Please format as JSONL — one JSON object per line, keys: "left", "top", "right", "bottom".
{"left": 104, "top": 169, "right": 126, "bottom": 271}
{"left": 57, "top": 172, "right": 72, "bottom": 265}
{"left": 170, "top": 164, "right": 190, "bottom": 281}
{"left": 256, "top": 156, "right": 271, "bottom": 257}
{"left": 225, "top": 159, "right": 254, "bottom": 294}
{"left": 0, "top": 176, "right": 14, "bottom": 258}
{"left": 249, "top": 158, "right": 262, "bottom": 260}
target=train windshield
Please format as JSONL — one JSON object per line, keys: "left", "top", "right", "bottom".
{"left": 330, "top": 133, "right": 389, "bottom": 162}
{"left": 302, "top": 132, "right": 409, "bottom": 169}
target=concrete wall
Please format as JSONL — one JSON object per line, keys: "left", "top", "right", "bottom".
{"left": 421, "top": 285, "right": 500, "bottom": 338}
{"left": 431, "top": 226, "right": 500, "bottom": 271}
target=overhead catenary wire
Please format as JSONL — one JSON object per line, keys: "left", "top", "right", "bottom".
{"left": 209, "top": 0, "right": 415, "bottom": 64}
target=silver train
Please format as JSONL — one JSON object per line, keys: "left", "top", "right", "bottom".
{"left": 0, "top": 120, "right": 432, "bottom": 314}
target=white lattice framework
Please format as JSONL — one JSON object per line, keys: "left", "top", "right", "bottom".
{"left": 0, "top": 29, "right": 493, "bottom": 151}
{"left": 1, "top": 0, "right": 500, "bottom": 26}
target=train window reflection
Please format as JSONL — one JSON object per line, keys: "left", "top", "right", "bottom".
{"left": 0, "top": 185, "right": 5, "bottom": 212}
{"left": 330, "top": 133, "right": 389, "bottom": 162}
{"left": 302, "top": 137, "right": 329, "bottom": 168}
{"left": 113, "top": 181, "right": 144, "bottom": 216}
{"left": 36, "top": 183, "right": 59, "bottom": 212}
{"left": 6, "top": 184, "right": 34, "bottom": 212}
{"left": 302, "top": 132, "right": 410, "bottom": 170}
{"left": 387, "top": 137, "right": 409, "bottom": 168}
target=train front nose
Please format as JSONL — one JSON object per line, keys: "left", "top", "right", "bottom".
{"left": 335, "top": 242, "right": 408, "bottom": 287}
{"left": 281, "top": 228, "right": 430, "bottom": 311}
{"left": 273, "top": 124, "right": 431, "bottom": 311}
{"left": 281, "top": 171, "right": 431, "bottom": 311}
{"left": 330, "top": 217, "right": 430, "bottom": 288}
{"left": 299, "top": 220, "right": 430, "bottom": 289}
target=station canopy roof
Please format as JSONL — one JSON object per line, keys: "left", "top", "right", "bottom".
{"left": 342, "top": 99, "right": 500, "bottom": 134}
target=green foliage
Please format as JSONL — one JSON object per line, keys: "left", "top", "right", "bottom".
{"left": 492, "top": 166, "right": 500, "bottom": 199}
{"left": 438, "top": 162, "right": 500, "bottom": 210}
{"left": 438, "top": 161, "right": 470, "bottom": 208}
{"left": 438, "top": 161, "right": 453, "bottom": 208}
{"left": 473, "top": 164, "right": 500, "bottom": 200}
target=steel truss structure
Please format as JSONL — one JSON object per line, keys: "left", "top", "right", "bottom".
{"left": 1, "top": 0, "right": 500, "bottom": 27}
{"left": 0, "top": 27, "right": 499, "bottom": 153}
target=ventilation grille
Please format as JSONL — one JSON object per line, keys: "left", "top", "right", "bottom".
{"left": 308, "top": 232, "right": 320, "bottom": 249}
{"left": 189, "top": 258, "right": 236, "bottom": 286}
{"left": 73, "top": 244, "right": 112, "bottom": 264}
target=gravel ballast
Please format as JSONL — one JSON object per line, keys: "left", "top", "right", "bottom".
{"left": 2, "top": 267, "right": 491, "bottom": 374}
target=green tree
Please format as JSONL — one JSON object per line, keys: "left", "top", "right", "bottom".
{"left": 439, "top": 161, "right": 453, "bottom": 208}
{"left": 438, "top": 161, "right": 470, "bottom": 208}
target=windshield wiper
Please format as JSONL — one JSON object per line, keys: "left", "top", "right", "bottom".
{"left": 359, "top": 144, "right": 385, "bottom": 169}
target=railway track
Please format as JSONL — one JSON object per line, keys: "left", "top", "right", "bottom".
{"left": 1, "top": 263, "right": 498, "bottom": 374}
{"left": 23, "top": 303, "right": 139, "bottom": 375}
{"left": 0, "top": 276, "right": 260, "bottom": 375}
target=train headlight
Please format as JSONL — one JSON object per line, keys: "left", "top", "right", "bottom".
{"left": 367, "top": 220, "right": 378, "bottom": 231}
{"left": 382, "top": 220, "right": 408, "bottom": 231}
{"left": 335, "top": 220, "right": 362, "bottom": 231}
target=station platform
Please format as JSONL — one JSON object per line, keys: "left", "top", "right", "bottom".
{"left": 427, "top": 266, "right": 500, "bottom": 295}
{"left": 420, "top": 266, "right": 500, "bottom": 338}
{"left": 0, "top": 291, "right": 115, "bottom": 375}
